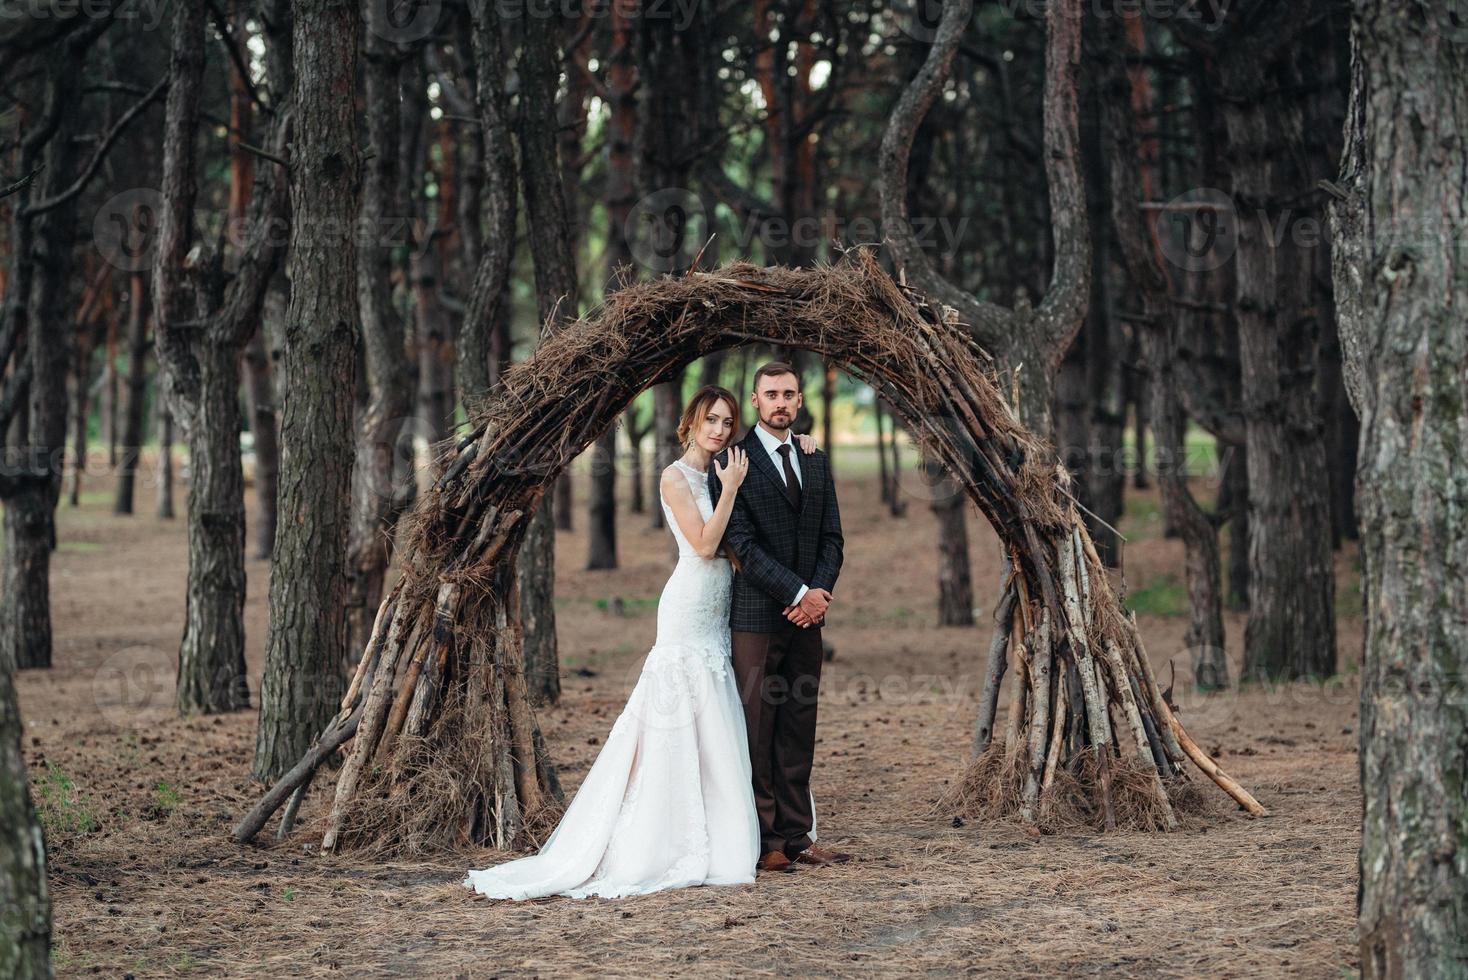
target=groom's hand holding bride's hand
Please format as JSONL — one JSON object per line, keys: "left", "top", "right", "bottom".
{"left": 785, "top": 588, "right": 832, "bottom": 628}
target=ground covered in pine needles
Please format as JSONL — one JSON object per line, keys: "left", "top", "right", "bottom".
{"left": 19, "top": 450, "right": 1362, "bottom": 977}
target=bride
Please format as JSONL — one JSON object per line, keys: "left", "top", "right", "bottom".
{"left": 463, "top": 384, "right": 820, "bottom": 900}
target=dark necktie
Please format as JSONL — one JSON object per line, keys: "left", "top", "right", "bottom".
{"left": 776, "top": 443, "right": 802, "bottom": 511}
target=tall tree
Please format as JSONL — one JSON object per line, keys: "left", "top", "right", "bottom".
{"left": 1, "top": 12, "right": 122, "bottom": 671}
{"left": 254, "top": 0, "right": 362, "bottom": 780}
{"left": 879, "top": 0, "right": 1089, "bottom": 663}
{"left": 0, "top": 646, "right": 48, "bottom": 978}
{"left": 113, "top": 267, "right": 150, "bottom": 515}
{"left": 515, "top": 0, "right": 581, "bottom": 706}
{"left": 1327, "top": 2, "right": 1468, "bottom": 974}
{"left": 456, "top": 0, "right": 518, "bottom": 418}
{"left": 229, "top": 0, "right": 282, "bottom": 560}
{"left": 1172, "top": 2, "right": 1338, "bottom": 681}
{"left": 588, "top": 0, "right": 641, "bottom": 572}
{"left": 153, "top": 0, "right": 289, "bottom": 714}
{"left": 880, "top": 0, "right": 1090, "bottom": 439}
{"left": 1101, "top": 11, "right": 1226, "bottom": 689}
{"left": 343, "top": 5, "right": 416, "bottom": 674}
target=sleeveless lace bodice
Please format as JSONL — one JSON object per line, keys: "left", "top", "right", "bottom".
{"left": 661, "top": 459, "right": 716, "bottom": 557}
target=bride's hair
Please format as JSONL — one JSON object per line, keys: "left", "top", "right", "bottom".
{"left": 676, "top": 384, "right": 742, "bottom": 570}
{"left": 676, "top": 385, "right": 740, "bottom": 448}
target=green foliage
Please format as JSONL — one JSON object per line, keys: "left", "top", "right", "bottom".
{"left": 36, "top": 762, "right": 100, "bottom": 836}
{"left": 1125, "top": 573, "right": 1188, "bottom": 618}
{"left": 153, "top": 781, "right": 182, "bottom": 817}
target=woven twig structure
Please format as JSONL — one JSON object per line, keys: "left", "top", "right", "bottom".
{"left": 237, "top": 246, "right": 1263, "bottom": 852}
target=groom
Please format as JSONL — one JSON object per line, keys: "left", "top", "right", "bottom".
{"left": 708, "top": 361, "right": 851, "bottom": 873}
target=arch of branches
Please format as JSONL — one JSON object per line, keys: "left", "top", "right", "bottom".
{"left": 237, "top": 247, "right": 1264, "bottom": 853}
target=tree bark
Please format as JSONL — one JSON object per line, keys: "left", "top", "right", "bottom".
{"left": 241, "top": 319, "right": 280, "bottom": 558}
{"left": 153, "top": 0, "right": 284, "bottom": 715}
{"left": 1204, "top": 5, "right": 1337, "bottom": 680}
{"left": 879, "top": 0, "right": 1090, "bottom": 441}
{"left": 1327, "top": 4, "right": 1468, "bottom": 974}
{"left": 254, "top": 0, "right": 361, "bottom": 780}
{"left": 155, "top": 400, "right": 176, "bottom": 519}
{"left": 345, "top": 8, "right": 415, "bottom": 679}
{"left": 515, "top": 0, "right": 580, "bottom": 706}
{"left": 0, "top": 649, "right": 49, "bottom": 978}
{"left": 114, "top": 270, "right": 150, "bottom": 515}
{"left": 66, "top": 319, "right": 97, "bottom": 507}
{"left": 926, "top": 457, "right": 973, "bottom": 626}
{"left": 1102, "top": 10, "right": 1226, "bottom": 687}
{"left": 3, "top": 29, "right": 97, "bottom": 671}
{"left": 587, "top": 0, "right": 639, "bottom": 571}
{"left": 456, "top": 0, "right": 518, "bottom": 419}
{"left": 226, "top": 0, "right": 280, "bottom": 560}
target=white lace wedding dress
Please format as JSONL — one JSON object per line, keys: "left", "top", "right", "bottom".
{"left": 462, "top": 459, "right": 760, "bottom": 899}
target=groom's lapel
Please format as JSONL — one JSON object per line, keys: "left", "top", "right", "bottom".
{"left": 798, "top": 451, "right": 823, "bottom": 515}
{"left": 743, "top": 427, "right": 795, "bottom": 510}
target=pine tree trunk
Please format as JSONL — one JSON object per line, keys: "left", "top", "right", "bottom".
{"left": 241, "top": 322, "right": 279, "bottom": 558}
{"left": 345, "top": 9, "right": 414, "bottom": 679}
{"left": 66, "top": 323, "right": 95, "bottom": 507}
{"left": 518, "top": 500, "right": 560, "bottom": 706}
{"left": 1101, "top": 9, "right": 1226, "bottom": 686}
{"left": 0, "top": 652, "right": 49, "bottom": 979}
{"left": 456, "top": 0, "right": 517, "bottom": 419}
{"left": 927, "top": 458, "right": 973, "bottom": 627}
{"left": 115, "top": 270, "right": 150, "bottom": 515}
{"left": 586, "top": 429, "right": 618, "bottom": 570}
{"left": 1328, "top": 4, "right": 1468, "bottom": 974}
{"left": 625, "top": 408, "right": 646, "bottom": 514}
{"left": 176, "top": 342, "right": 251, "bottom": 713}
{"left": 515, "top": 0, "right": 580, "bottom": 706}
{"left": 3, "top": 35, "right": 90, "bottom": 671}
{"left": 155, "top": 401, "right": 176, "bottom": 520}
{"left": 104, "top": 322, "right": 119, "bottom": 468}
{"left": 648, "top": 378, "right": 682, "bottom": 530}
{"left": 0, "top": 480, "right": 51, "bottom": 671}
{"left": 1212, "top": 14, "right": 1337, "bottom": 681}
{"left": 254, "top": 0, "right": 361, "bottom": 781}
{"left": 153, "top": 0, "right": 284, "bottom": 716}
{"left": 1221, "top": 445, "right": 1249, "bottom": 609}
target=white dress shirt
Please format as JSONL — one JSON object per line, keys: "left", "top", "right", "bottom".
{"left": 751, "top": 423, "right": 808, "bottom": 606}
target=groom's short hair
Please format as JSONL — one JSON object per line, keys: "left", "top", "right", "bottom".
{"left": 752, "top": 360, "right": 800, "bottom": 391}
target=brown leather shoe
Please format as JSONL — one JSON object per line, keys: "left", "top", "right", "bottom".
{"left": 757, "top": 850, "right": 796, "bottom": 873}
{"left": 792, "top": 844, "right": 852, "bottom": 866}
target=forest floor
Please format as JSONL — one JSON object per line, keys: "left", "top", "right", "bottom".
{"left": 16, "top": 446, "right": 1363, "bottom": 978}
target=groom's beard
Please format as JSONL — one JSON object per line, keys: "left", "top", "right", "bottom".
{"left": 762, "top": 411, "right": 794, "bottom": 430}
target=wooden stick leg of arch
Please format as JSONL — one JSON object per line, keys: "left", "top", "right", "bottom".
{"left": 277, "top": 768, "right": 315, "bottom": 841}
{"left": 1168, "top": 714, "right": 1269, "bottom": 818}
{"left": 1121, "top": 612, "right": 1265, "bottom": 816}
{"left": 233, "top": 699, "right": 364, "bottom": 844}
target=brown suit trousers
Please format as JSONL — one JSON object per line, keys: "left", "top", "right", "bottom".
{"left": 730, "top": 625, "right": 824, "bottom": 857}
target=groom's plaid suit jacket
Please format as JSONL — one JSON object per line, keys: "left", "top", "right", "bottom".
{"left": 707, "top": 426, "right": 844, "bottom": 633}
